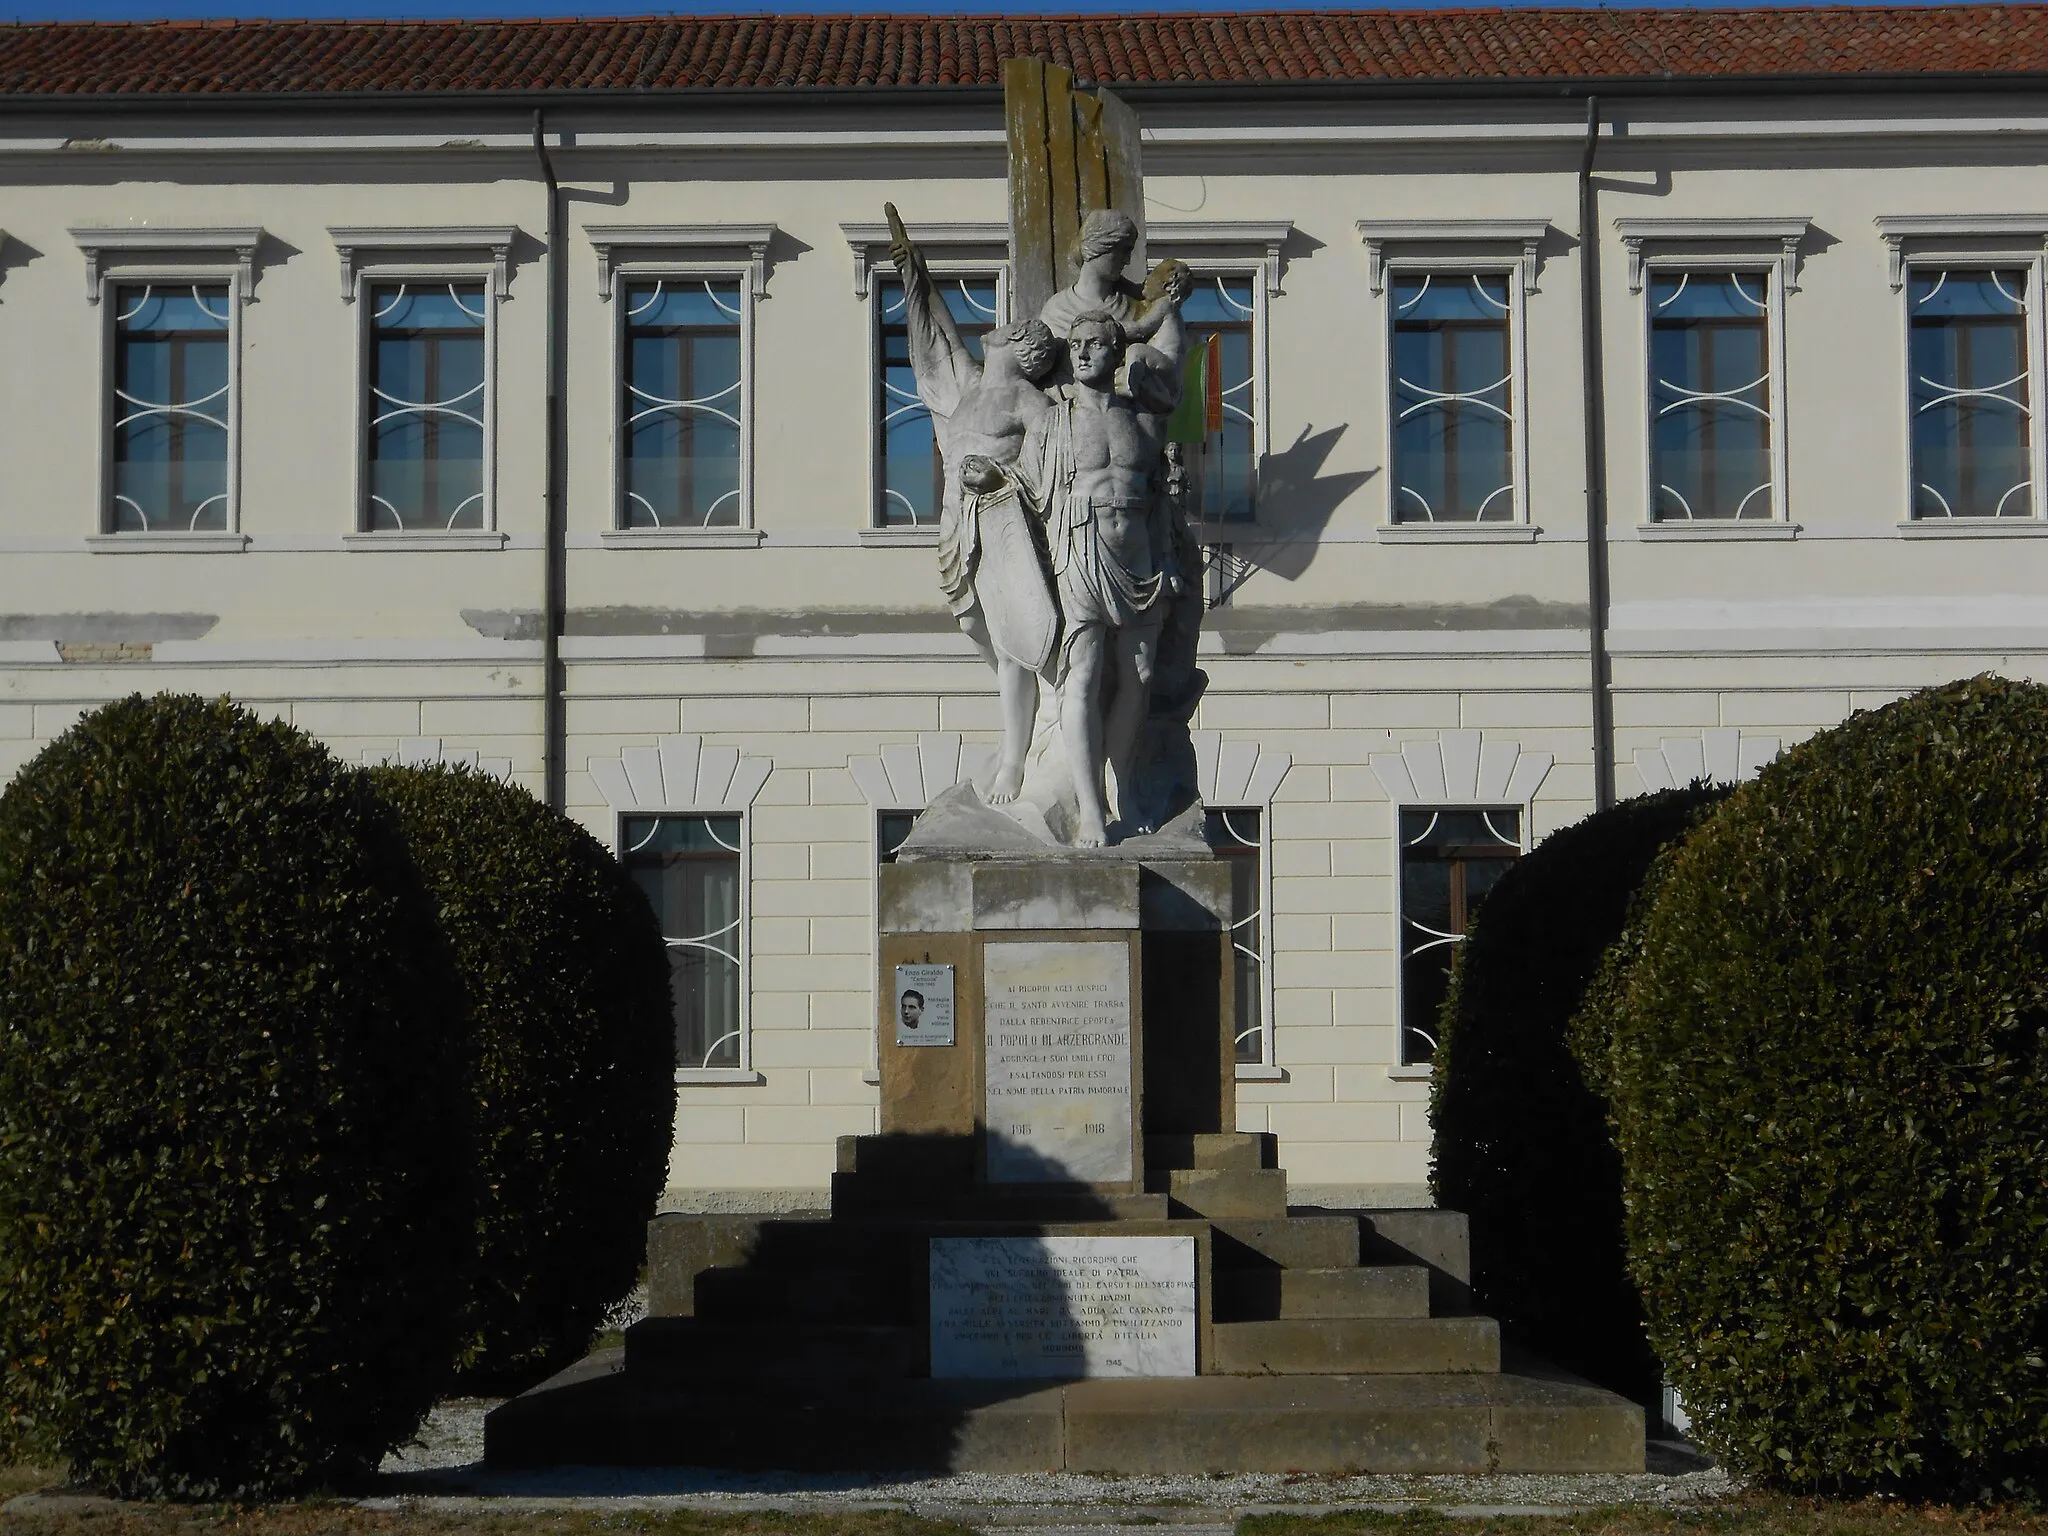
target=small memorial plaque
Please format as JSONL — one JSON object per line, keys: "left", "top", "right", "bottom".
{"left": 929, "top": 1235, "right": 1197, "bottom": 1378}
{"left": 982, "top": 941, "right": 1132, "bottom": 1184}
{"left": 894, "top": 963, "right": 955, "bottom": 1046}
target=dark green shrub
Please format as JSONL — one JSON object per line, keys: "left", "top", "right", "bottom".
{"left": 1430, "top": 784, "right": 1728, "bottom": 1405}
{"left": 365, "top": 765, "right": 673, "bottom": 1390}
{"left": 0, "top": 694, "right": 466, "bottom": 1498}
{"left": 1575, "top": 676, "right": 2048, "bottom": 1497}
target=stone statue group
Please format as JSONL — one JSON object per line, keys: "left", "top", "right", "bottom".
{"left": 890, "top": 204, "right": 1206, "bottom": 848}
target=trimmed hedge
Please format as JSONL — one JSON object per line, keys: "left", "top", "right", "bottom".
{"left": 1575, "top": 676, "right": 2048, "bottom": 1498}
{"left": 366, "top": 764, "right": 674, "bottom": 1390}
{"left": 1430, "top": 784, "right": 1728, "bottom": 1405}
{"left": 0, "top": 695, "right": 467, "bottom": 1498}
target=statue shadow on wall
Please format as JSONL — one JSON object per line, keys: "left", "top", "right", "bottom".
{"left": 1203, "top": 423, "right": 1374, "bottom": 601}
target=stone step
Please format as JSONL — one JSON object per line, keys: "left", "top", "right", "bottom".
{"left": 1214, "top": 1264, "right": 1431, "bottom": 1321}
{"left": 831, "top": 1179, "right": 1173, "bottom": 1222}
{"left": 1211, "top": 1215, "right": 1360, "bottom": 1270}
{"left": 1146, "top": 1168, "right": 1288, "bottom": 1219}
{"left": 486, "top": 1350, "right": 1645, "bottom": 1474}
{"left": 625, "top": 1317, "right": 923, "bottom": 1380}
{"left": 694, "top": 1263, "right": 919, "bottom": 1324}
{"left": 1212, "top": 1316, "right": 1500, "bottom": 1375}
{"left": 836, "top": 1133, "right": 977, "bottom": 1182}
{"left": 1144, "top": 1132, "right": 1277, "bottom": 1171}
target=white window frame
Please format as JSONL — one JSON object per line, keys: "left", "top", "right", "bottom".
{"left": 1206, "top": 803, "right": 1278, "bottom": 1078}
{"left": 1153, "top": 257, "right": 1271, "bottom": 529}
{"left": 329, "top": 227, "right": 513, "bottom": 550}
{"left": 1356, "top": 220, "right": 1545, "bottom": 544}
{"left": 589, "top": 225, "right": 774, "bottom": 548}
{"left": 617, "top": 807, "right": 756, "bottom": 1086}
{"left": 842, "top": 221, "right": 1010, "bottom": 540}
{"left": 73, "top": 227, "right": 261, "bottom": 554}
{"left": 1877, "top": 216, "right": 2048, "bottom": 536}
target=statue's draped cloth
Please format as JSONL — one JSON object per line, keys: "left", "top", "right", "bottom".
{"left": 939, "top": 482, "right": 1059, "bottom": 676}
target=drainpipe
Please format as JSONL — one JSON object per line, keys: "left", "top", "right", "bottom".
{"left": 1578, "top": 95, "right": 1615, "bottom": 812}
{"left": 534, "top": 109, "right": 567, "bottom": 811}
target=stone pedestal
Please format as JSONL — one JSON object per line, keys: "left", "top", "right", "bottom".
{"left": 877, "top": 826, "right": 1234, "bottom": 1195}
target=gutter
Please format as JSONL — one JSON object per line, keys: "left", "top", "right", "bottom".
{"left": 534, "top": 108, "right": 567, "bottom": 813}
{"left": 1579, "top": 95, "right": 1615, "bottom": 813}
{"left": 5, "top": 71, "right": 2048, "bottom": 116}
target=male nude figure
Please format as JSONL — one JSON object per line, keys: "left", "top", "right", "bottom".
{"left": 889, "top": 211, "right": 1060, "bottom": 803}
{"left": 1016, "top": 311, "right": 1187, "bottom": 846}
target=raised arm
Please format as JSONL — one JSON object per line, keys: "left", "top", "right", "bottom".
{"left": 886, "top": 203, "right": 979, "bottom": 420}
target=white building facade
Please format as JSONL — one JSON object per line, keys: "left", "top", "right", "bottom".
{"left": 6, "top": 9, "right": 2048, "bottom": 1208}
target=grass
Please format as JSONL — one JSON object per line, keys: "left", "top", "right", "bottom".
{"left": 1244, "top": 1501, "right": 2048, "bottom": 1536}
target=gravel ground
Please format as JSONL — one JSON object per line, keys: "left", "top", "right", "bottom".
{"left": 371, "top": 1399, "right": 1738, "bottom": 1519}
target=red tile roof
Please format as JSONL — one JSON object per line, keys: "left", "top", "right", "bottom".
{"left": 1, "top": 7, "right": 2045, "bottom": 99}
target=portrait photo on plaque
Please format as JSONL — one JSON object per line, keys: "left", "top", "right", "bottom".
{"left": 894, "top": 963, "right": 956, "bottom": 1046}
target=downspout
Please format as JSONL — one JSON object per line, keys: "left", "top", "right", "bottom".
{"left": 534, "top": 109, "right": 567, "bottom": 811}
{"left": 1578, "top": 96, "right": 1615, "bottom": 812}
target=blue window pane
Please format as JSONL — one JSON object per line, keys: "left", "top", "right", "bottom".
{"left": 109, "top": 283, "right": 230, "bottom": 533}
{"left": 1650, "top": 273, "right": 1773, "bottom": 521}
{"left": 1910, "top": 268, "right": 2032, "bottom": 519}
{"left": 876, "top": 275, "right": 998, "bottom": 528}
{"left": 1180, "top": 274, "right": 1259, "bottom": 523}
{"left": 622, "top": 280, "right": 744, "bottom": 529}
{"left": 1391, "top": 275, "right": 1514, "bottom": 523}
{"left": 365, "top": 283, "right": 487, "bottom": 531}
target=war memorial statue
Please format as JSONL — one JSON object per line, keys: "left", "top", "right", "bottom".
{"left": 889, "top": 202, "right": 1203, "bottom": 847}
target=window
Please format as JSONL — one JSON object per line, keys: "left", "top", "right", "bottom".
{"left": 1391, "top": 273, "right": 1515, "bottom": 523}
{"left": 364, "top": 282, "right": 487, "bottom": 532}
{"left": 109, "top": 284, "right": 230, "bottom": 533}
{"left": 1205, "top": 807, "right": 1267, "bottom": 1066}
{"left": 1650, "top": 272, "right": 1775, "bottom": 521}
{"left": 876, "top": 273, "right": 1000, "bottom": 528}
{"left": 623, "top": 814, "right": 743, "bottom": 1073}
{"left": 1910, "top": 267, "right": 2035, "bottom": 520}
{"left": 1181, "top": 274, "right": 1258, "bottom": 523}
{"left": 621, "top": 279, "right": 743, "bottom": 529}
{"left": 878, "top": 810, "right": 918, "bottom": 864}
{"left": 1398, "top": 807, "right": 1520, "bottom": 1066}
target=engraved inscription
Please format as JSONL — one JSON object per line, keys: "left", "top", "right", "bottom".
{"left": 929, "top": 1235, "right": 1197, "bottom": 1378}
{"left": 983, "top": 941, "right": 1132, "bottom": 1184}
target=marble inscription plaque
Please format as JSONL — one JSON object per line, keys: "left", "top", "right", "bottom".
{"left": 983, "top": 940, "right": 1132, "bottom": 1183}
{"left": 929, "top": 1235, "right": 1197, "bottom": 1378}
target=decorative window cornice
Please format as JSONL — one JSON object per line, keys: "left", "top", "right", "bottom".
{"left": 1613, "top": 216, "right": 1811, "bottom": 294}
{"left": 839, "top": 220, "right": 1006, "bottom": 298}
{"left": 586, "top": 223, "right": 778, "bottom": 301}
{"left": 589, "top": 733, "right": 772, "bottom": 812}
{"left": 1874, "top": 213, "right": 2048, "bottom": 291}
{"left": 846, "top": 731, "right": 996, "bottom": 808}
{"left": 70, "top": 225, "right": 264, "bottom": 304}
{"left": 1632, "top": 728, "right": 1781, "bottom": 792}
{"left": 1354, "top": 218, "right": 1549, "bottom": 295}
{"left": 1191, "top": 730, "right": 1292, "bottom": 807}
{"left": 326, "top": 225, "right": 516, "bottom": 302}
{"left": 1368, "top": 729, "right": 1552, "bottom": 806}
{"left": 1151, "top": 220, "right": 1295, "bottom": 293}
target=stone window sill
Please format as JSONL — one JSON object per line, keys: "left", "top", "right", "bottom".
{"left": 1897, "top": 518, "right": 2048, "bottom": 538}
{"left": 1637, "top": 521, "right": 1800, "bottom": 541}
{"left": 1235, "top": 1063, "right": 1289, "bottom": 1082}
{"left": 674, "top": 1068, "right": 765, "bottom": 1086}
{"left": 87, "top": 532, "right": 249, "bottom": 553}
{"left": 343, "top": 531, "right": 507, "bottom": 552}
{"left": 1377, "top": 523, "right": 1540, "bottom": 544}
{"left": 601, "top": 528, "right": 766, "bottom": 548}
{"left": 1388, "top": 1064, "right": 1435, "bottom": 1082}
{"left": 859, "top": 527, "right": 940, "bottom": 546}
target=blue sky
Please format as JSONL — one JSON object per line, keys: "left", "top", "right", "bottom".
{"left": 10, "top": 0, "right": 1857, "bottom": 21}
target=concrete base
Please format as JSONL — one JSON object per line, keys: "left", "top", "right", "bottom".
{"left": 485, "top": 1349, "right": 1644, "bottom": 1475}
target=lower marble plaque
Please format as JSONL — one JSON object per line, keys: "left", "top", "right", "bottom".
{"left": 983, "top": 940, "right": 1133, "bottom": 1184}
{"left": 929, "top": 1235, "right": 1197, "bottom": 1378}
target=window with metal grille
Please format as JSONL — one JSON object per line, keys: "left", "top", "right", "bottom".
{"left": 1205, "top": 807, "right": 1267, "bottom": 1066}
{"left": 1180, "top": 273, "right": 1258, "bottom": 523}
{"left": 1398, "top": 808, "right": 1520, "bottom": 1066}
{"left": 1391, "top": 273, "right": 1514, "bottom": 523}
{"left": 878, "top": 810, "right": 917, "bottom": 865}
{"left": 110, "top": 284, "right": 230, "bottom": 533}
{"left": 1910, "top": 267, "right": 2034, "bottom": 519}
{"left": 623, "top": 814, "right": 743, "bottom": 1073}
{"left": 364, "top": 282, "right": 486, "bottom": 531}
{"left": 1650, "top": 271, "right": 1774, "bottom": 521}
{"left": 876, "top": 273, "right": 999, "bottom": 528}
{"left": 621, "top": 278, "right": 743, "bottom": 529}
